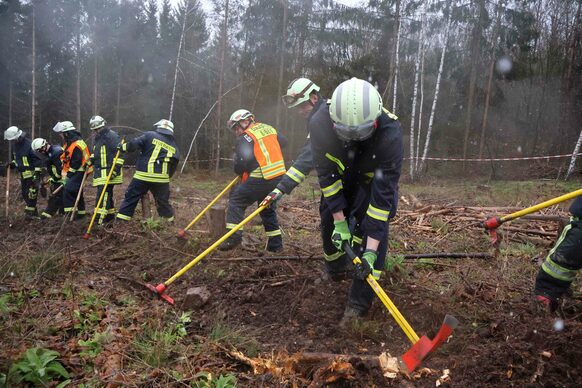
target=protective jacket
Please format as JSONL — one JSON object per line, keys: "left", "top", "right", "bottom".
{"left": 121, "top": 130, "right": 179, "bottom": 183}
{"left": 61, "top": 131, "right": 91, "bottom": 177}
{"left": 12, "top": 136, "right": 42, "bottom": 179}
{"left": 311, "top": 105, "right": 403, "bottom": 241}
{"left": 276, "top": 95, "right": 326, "bottom": 194}
{"left": 91, "top": 127, "right": 124, "bottom": 186}
{"left": 45, "top": 145, "right": 64, "bottom": 184}
{"left": 233, "top": 122, "right": 287, "bottom": 180}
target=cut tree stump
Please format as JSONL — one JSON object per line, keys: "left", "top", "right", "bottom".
{"left": 207, "top": 204, "right": 226, "bottom": 240}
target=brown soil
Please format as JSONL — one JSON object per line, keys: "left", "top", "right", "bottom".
{"left": 1, "top": 173, "right": 581, "bottom": 387}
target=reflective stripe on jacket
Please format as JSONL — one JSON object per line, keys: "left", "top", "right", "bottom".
{"left": 244, "top": 123, "right": 286, "bottom": 180}
{"left": 91, "top": 127, "right": 124, "bottom": 186}
{"left": 122, "top": 131, "right": 180, "bottom": 183}
{"left": 61, "top": 139, "right": 91, "bottom": 175}
{"left": 13, "top": 136, "right": 42, "bottom": 179}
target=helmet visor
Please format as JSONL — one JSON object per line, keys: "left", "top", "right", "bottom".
{"left": 332, "top": 120, "right": 376, "bottom": 141}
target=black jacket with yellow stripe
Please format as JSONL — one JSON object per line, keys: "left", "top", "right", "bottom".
{"left": 310, "top": 104, "right": 403, "bottom": 241}
{"left": 45, "top": 145, "right": 64, "bottom": 183}
{"left": 122, "top": 130, "right": 180, "bottom": 183}
{"left": 13, "top": 135, "right": 42, "bottom": 179}
{"left": 91, "top": 127, "right": 124, "bottom": 186}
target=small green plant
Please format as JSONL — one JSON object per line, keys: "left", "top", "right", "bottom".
{"left": 141, "top": 217, "right": 164, "bottom": 231}
{"left": 192, "top": 372, "right": 237, "bottom": 388}
{"left": 384, "top": 254, "right": 405, "bottom": 273}
{"left": 209, "top": 321, "right": 259, "bottom": 357}
{"left": 78, "top": 329, "right": 113, "bottom": 358}
{"left": 133, "top": 327, "right": 180, "bottom": 367}
{"left": 7, "top": 347, "right": 70, "bottom": 386}
{"left": 175, "top": 311, "right": 192, "bottom": 339}
{"left": 24, "top": 251, "right": 62, "bottom": 281}
{"left": 349, "top": 318, "right": 384, "bottom": 342}
{"left": 430, "top": 217, "right": 449, "bottom": 234}
{"left": 74, "top": 309, "right": 101, "bottom": 332}
{"left": 501, "top": 242, "right": 538, "bottom": 258}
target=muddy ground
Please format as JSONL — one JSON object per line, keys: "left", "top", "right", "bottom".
{"left": 1, "top": 173, "right": 581, "bottom": 387}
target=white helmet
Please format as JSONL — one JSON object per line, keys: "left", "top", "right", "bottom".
{"left": 4, "top": 126, "right": 22, "bottom": 141}
{"left": 53, "top": 121, "right": 76, "bottom": 133}
{"left": 154, "top": 119, "right": 174, "bottom": 135}
{"left": 227, "top": 109, "right": 254, "bottom": 129}
{"left": 282, "top": 78, "right": 320, "bottom": 108}
{"left": 89, "top": 115, "right": 106, "bottom": 130}
{"left": 31, "top": 138, "right": 48, "bottom": 152}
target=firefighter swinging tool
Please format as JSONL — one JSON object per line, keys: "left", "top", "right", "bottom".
{"left": 343, "top": 243, "right": 458, "bottom": 373}
{"left": 83, "top": 140, "right": 124, "bottom": 239}
{"left": 148, "top": 203, "right": 268, "bottom": 305}
{"left": 177, "top": 176, "right": 240, "bottom": 238}
{"left": 483, "top": 188, "right": 582, "bottom": 244}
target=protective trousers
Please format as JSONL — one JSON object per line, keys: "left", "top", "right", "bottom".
{"left": 116, "top": 179, "right": 174, "bottom": 221}
{"left": 319, "top": 183, "right": 388, "bottom": 315}
{"left": 95, "top": 185, "right": 116, "bottom": 224}
{"left": 63, "top": 172, "right": 86, "bottom": 218}
{"left": 21, "top": 177, "right": 38, "bottom": 215}
{"left": 535, "top": 217, "right": 582, "bottom": 300}
{"left": 41, "top": 183, "right": 64, "bottom": 218}
{"left": 225, "top": 176, "right": 283, "bottom": 251}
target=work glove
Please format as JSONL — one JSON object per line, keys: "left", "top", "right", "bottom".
{"left": 86, "top": 157, "right": 94, "bottom": 168}
{"left": 259, "top": 188, "right": 284, "bottom": 207}
{"left": 111, "top": 164, "right": 122, "bottom": 178}
{"left": 355, "top": 249, "right": 377, "bottom": 280}
{"left": 331, "top": 219, "right": 352, "bottom": 251}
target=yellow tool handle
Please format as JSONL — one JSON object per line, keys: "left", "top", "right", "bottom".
{"left": 85, "top": 141, "right": 124, "bottom": 235}
{"left": 501, "top": 188, "right": 582, "bottom": 223}
{"left": 165, "top": 204, "right": 267, "bottom": 286}
{"left": 183, "top": 176, "right": 240, "bottom": 232}
{"left": 353, "top": 256, "right": 420, "bottom": 344}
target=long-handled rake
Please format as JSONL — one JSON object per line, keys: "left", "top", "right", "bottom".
{"left": 69, "top": 170, "right": 90, "bottom": 221}
{"left": 343, "top": 244, "right": 458, "bottom": 372}
{"left": 147, "top": 204, "right": 267, "bottom": 304}
{"left": 483, "top": 188, "right": 582, "bottom": 244}
{"left": 83, "top": 142, "right": 124, "bottom": 239}
{"left": 177, "top": 176, "right": 240, "bottom": 238}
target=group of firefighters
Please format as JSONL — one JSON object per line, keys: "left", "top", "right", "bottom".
{"left": 3, "top": 76, "right": 580, "bottom": 321}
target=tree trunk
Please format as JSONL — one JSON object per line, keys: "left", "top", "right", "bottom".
{"left": 409, "top": 4, "right": 425, "bottom": 180}
{"left": 275, "top": 0, "right": 288, "bottom": 130}
{"left": 169, "top": 0, "right": 189, "bottom": 121}
{"left": 93, "top": 52, "right": 98, "bottom": 115}
{"left": 215, "top": 0, "right": 229, "bottom": 175}
{"left": 295, "top": 0, "right": 312, "bottom": 74}
{"left": 31, "top": 2, "right": 36, "bottom": 138}
{"left": 382, "top": 0, "right": 400, "bottom": 104}
{"left": 76, "top": 10, "right": 81, "bottom": 130}
{"left": 8, "top": 80, "right": 12, "bottom": 126}
{"left": 415, "top": 39, "right": 426, "bottom": 171}
{"left": 420, "top": 11, "right": 451, "bottom": 172}
{"left": 565, "top": 127, "right": 582, "bottom": 180}
{"left": 207, "top": 204, "right": 227, "bottom": 240}
{"left": 478, "top": 1, "right": 503, "bottom": 158}
{"left": 392, "top": 6, "right": 401, "bottom": 113}
{"left": 115, "top": 60, "right": 122, "bottom": 125}
{"left": 251, "top": 73, "right": 264, "bottom": 112}
{"left": 462, "top": 0, "right": 485, "bottom": 167}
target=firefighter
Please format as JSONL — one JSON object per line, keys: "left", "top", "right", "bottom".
{"left": 3, "top": 126, "right": 42, "bottom": 218}
{"left": 310, "top": 77, "right": 403, "bottom": 322}
{"left": 261, "top": 77, "right": 323, "bottom": 204}
{"left": 31, "top": 138, "right": 65, "bottom": 218}
{"left": 88, "top": 115, "right": 124, "bottom": 224}
{"left": 116, "top": 119, "right": 179, "bottom": 222}
{"left": 219, "top": 109, "right": 287, "bottom": 252}
{"left": 534, "top": 196, "right": 582, "bottom": 312}
{"left": 53, "top": 121, "right": 92, "bottom": 219}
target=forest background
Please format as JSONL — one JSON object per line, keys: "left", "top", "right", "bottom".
{"left": 0, "top": 0, "right": 580, "bottom": 180}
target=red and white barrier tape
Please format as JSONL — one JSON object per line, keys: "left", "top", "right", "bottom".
{"left": 410, "top": 153, "right": 582, "bottom": 162}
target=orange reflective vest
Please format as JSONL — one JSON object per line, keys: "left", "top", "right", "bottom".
{"left": 244, "top": 123, "right": 286, "bottom": 180}
{"left": 61, "top": 140, "right": 92, "bottom": 175}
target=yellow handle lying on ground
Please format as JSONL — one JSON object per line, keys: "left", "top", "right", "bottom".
{"left": 84, "top": 142, "right": 124, "bottom": 237}
{"left": 165, "top": 204, "right": 266, "bottom": 286}
{"left": 500, "top": 187, "right": 582, "bottom": 223}
{"left": 344, "top": 244, "right": 419, "bottom": 344}
{"left": 181, "top": 176, "right": 239, "bottom": 232}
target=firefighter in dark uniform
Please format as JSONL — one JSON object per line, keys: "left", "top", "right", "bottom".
{"left": 31, "top": 138, "right": 65, "bottom": 218}
{"left": 88, "top": 115, "right": 124, "bottom": 224}
{"left": 310, "top": 77, "right": 403, "bottom": 322}
{"left": 4, "top": 126, "right": 42, "bottom": 217}
{"left": 534, "top": 196, "right": 582, "bottom": 312}
{"left": 116, "top": 119, "right": 179, "bottom": 221}
{"left": 262, "top": 78, "right": 323, "bottom": 204}
{"left": 219, "top": 109, "right": 287, "bottom": 252}
{"left": 53, "top": 121, "right": 92, "bottom": 219}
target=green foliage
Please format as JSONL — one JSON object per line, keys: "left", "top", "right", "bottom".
{"left": 501, "top": 242, "right": 538, "bottom": 258}
{"left": 7, "top": 348, "right": 70, "bottom": 386}
{"left": 192, "top": 372, "right": 237, "bottom": 388}
{"left": 175, "top": 311, "right": 192, "bottom": 339}
{"left": 78, "top": 329, "right": 113, "bottom": 358}
{"left": 209, "top": 321, "right": 259, "bottom": 357}
{"left": 23, "top": 251, "right": 62, "bottom": 281}
{"left": 141, "top": 217, "right": 165, "bottom": 231}
{"left": 384, "top": 254, "right": 405, "bottom": 273}
{"left": 430, "top": 217, "right": 449, "bottom": 234}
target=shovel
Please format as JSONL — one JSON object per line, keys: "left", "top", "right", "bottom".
{"left": 69, "top": 170, "right": 91, "bottom": 221}
{"left": 483, "top": 188, "right": 582, "bottom": 244}
{"left": 83, "top": 142, "right": 125, "bottom": 239}
{"left": 177, "top": 176, "right": 240, "bottom": 238}
{"left": 147, "top": 203, "right": 267, "bottom": 304}
{"left": 343, "top": 243, "right": 458, "bottom": 372}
